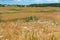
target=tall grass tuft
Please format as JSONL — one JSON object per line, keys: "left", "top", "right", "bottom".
{"left": 50, "top": 33, "right": 56, "bottom": 40}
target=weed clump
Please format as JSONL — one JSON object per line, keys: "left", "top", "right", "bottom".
{"left": 0, "top": 18, "right": 3, "bottom": 22}
{"left": 50, "top": 34, "right": 57, "bottom": 40}
{"left": 25, "top": 16, "right": 33, "bottom": 22}
{"left": 24, "top": 16, "right": 38, "bottom": 22}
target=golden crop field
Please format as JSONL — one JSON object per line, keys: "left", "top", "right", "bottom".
{"left": 0, "top": 7, "right": 60, "bottom": 40}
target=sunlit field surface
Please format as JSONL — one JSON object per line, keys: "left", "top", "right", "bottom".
{"left": 0, "top": 7, "right": 60, "bottom": 40}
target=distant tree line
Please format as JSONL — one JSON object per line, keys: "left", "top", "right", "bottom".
{"left": 0, "top": 4, "right": 25, "bottom": 7}
{"left": 0, "top": 4, "right": 5, "bottom": 7}
{"left": 0, "top": 3, "right": 60, "bottom": 7}
{"left": 28, "top": 3, "right": 60, "bottom": 7}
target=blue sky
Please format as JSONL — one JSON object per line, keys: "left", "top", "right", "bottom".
{"left": 0, "top": 0, "right": 60, "bottom": 5}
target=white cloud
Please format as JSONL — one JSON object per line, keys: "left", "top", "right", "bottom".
{"left": 33, "top": 0, "right": 41, "bottom": 3}
{"left": 34, "top": 0, "right": 41, "bottom": 2}
{"left": 12, "top": 0, "right": 60, "bottom": 4}
{"left": 33, "top": 0, "right": 59, "bottom": 3}
{"left": 14, "top": 0, "right": 22, "bottom": 2}
{"left": 46, "top": 0, "right": 59, "bottom": 3}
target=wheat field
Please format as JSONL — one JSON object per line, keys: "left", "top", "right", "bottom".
{"left": 0, "top": 7, "right": 60, "bottom": 40}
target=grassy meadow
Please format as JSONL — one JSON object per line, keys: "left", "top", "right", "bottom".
{"left": 0, "top": 7, "right": 60, "bottom": 40}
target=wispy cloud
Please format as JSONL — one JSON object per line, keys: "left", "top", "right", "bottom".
{"left": 33, "top": 0, "right": 40, "bottom": 2}
{"left": 0, "top": 0, "right": 60, "bottom": 5}
{"left": 33, "top": 0, "right": 59, "bottom": 3}
{"left": 14, "top": 0, "right": 22, "bottom": 2}
{"left": 46, "top": 0, "right": 59, "bottom": 3}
